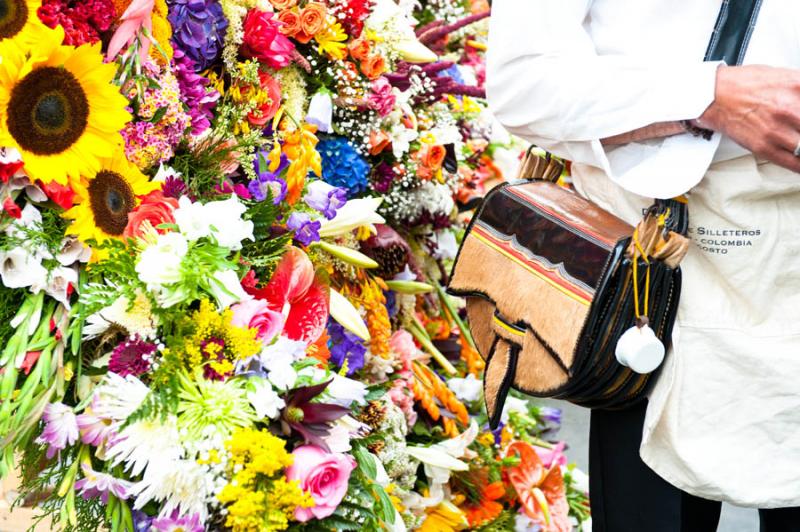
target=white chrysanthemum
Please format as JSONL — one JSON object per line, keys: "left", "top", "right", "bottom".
{"left": 246, "top": 378, "right": 285, "bottom": 420}
{"left": 82, "top": 290, "right": 159, "bottom": 340}
{"left": 106, "top": 418, "right": 183, "bottom": 477}
{"left": 132, "top": 457, "right": 211, "bottom": 519}
{"left": 91, "top": 373, "right": 150, "bottom": 422}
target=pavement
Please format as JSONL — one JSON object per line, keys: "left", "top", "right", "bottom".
{"left": 541, "top": 400, "right": 758, "bottom": 532}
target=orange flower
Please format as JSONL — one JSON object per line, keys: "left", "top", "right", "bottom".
{"left": 279, "top": 122, "right": 322, "bottom": 204}
{"left": 270, "top": 0, "right": 297, "bottom": 9}
{"left": 462, "top": 482, "right": 506, "bottom": 526}
{"left": 296, "top": 2, "right": 326, "bottom": 43}
{"left": 348, "top": 37, "right": 371, "bottom": 61}
{"left": 277, "top": 9, "right": 301, "bottom": 37}
{"left": 423, "top": 144, "right": 447, "bottom": 170}
{"left": 369, "top": 130, "right": 391, "bottom": 155}
{"left": 360, "top": 54, "right": 386, "bottom": 80}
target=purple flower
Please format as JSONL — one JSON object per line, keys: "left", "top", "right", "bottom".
{"left": 172, "top": 49, "right": 219, "bottom": 136}
{"left": 538, "top": 406, "right": 562, "bottom": 426}
{"left": 327, "top": 321, "right": 366, "bottom": 375}
{"left": 36, "top": 402, "right": 79, "bottom": 458}
{"left": 372, "top": 162, "right": 396, "bottom": 194}
{"left": 108, "top": 338, "right": 156, "bottom": 377}
{"left": 76, "top": 403, "right": 115, "bottom": 447}
{"left": 151, "top": 511, "right": 204, "bottom": 532}
{"left": 74, "top": 466, "right": 134, "bottom": 503}
{"left": 132, "top": 510, "right": 154, "bottom": 532}
{"left": 162, "top": 175, "right": 189, "bottom": 199}
{"left": 303, "top": 181, "right": 347, "bottom": 220}
{"left": 286, "top": 212, "right": 321, "bottom": 247}
{"left": 167, "top": 0, "right": 228, "bottom": 70}
{"left": 249, "top": 151, "right": 289, "bottom": 203}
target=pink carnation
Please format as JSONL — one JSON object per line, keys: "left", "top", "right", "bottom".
{"left": 368, "top": 77, "right": 396, "bottom": 117}
{"left": 389, "top": 329, "right": 417, "bottom": 372}
{"left": 387, "top": 376, "right": 417, "bottom": 427}
{"left": 286, "top": 445, "right": 356, "bottom": 521}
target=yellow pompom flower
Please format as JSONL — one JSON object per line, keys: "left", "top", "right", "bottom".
{"left": 63, "top": 150, "right": 160, "bottom": 245}
{"left": 0, "top": 0, "right": 50, "bottom": 47}
{"left": 0, "top": 26, "right": 132, "bottom": 184}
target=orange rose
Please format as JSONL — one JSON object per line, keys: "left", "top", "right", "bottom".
{"left": 297, "top": 2, "right": 326, "bottom": 43}
{"left": 423, "top": 144, "right": 447, "bottom": 170}
{"left": 270, "top": 0, "right": 297, "bottom": 9}
{"left": 360, "top": 54, "right": 386, "bottom": 80}
{"left": 277, "top": 9, "right": 301, "bottom": 37}
{"left": 348, "top": 37, "right": 370, "bottom": 61}
{"left": 369, "top": 130, "right": 391, "bottom": 155}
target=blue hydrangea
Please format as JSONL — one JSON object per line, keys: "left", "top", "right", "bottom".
{"left": 317, "top": 137, "right": 370, "bottom": 197}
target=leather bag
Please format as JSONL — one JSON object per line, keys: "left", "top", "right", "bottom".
{"left": 447, "top": 0, "right": 763, "bottom": 428}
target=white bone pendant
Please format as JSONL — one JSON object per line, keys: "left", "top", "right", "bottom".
{"left": 615, "top": 323, "right": 665, "bottom": 374}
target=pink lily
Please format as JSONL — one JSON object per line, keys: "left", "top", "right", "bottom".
{"left": 107, "top": 0, "right": 155, "bottom": 62}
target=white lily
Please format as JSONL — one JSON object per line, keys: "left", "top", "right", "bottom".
{"left": 329, "top": 288, "right": 370, "bottom": 341}
{"left": 395, "top": 39, "right": 437, "bottom": 63}
{"left": 318, "top": 197, "right": 385, "bottom": 237}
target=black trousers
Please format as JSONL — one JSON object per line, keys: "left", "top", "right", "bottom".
{"left": 589, "top": 401, "right": 800, "bottom": 532}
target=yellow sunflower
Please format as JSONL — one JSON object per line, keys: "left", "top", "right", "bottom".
{"left": 64, "top": 150, "right": 160, "bottom": 246}
{"left": 0, "top": 0, "right": 50, "bottom": 47}
{"left": 0, "top": 26, "right": 131, "bottom": 185}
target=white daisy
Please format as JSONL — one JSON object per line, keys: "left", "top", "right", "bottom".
{"left": 106, "top": 418, "right": 183, "bottom": 477}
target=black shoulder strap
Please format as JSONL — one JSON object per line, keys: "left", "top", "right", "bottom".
{"left": 704, "top": 0, "right": 763, "bottom": 65}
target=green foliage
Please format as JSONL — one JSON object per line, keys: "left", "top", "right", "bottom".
{"left": 474, "top": 510, "right": 516, "bottom": 532}
{"left": 240, "top": 234, "right": 291, "bottom": 279}
{"left": 0, "top": 207, "right": 69, "bottom": 259}
{"left": 76, "top": 239, "right": 141, "bottom": 321}
{"left": 121, "top": 371, "right": 180, "bottom": 428}
{"left": 0, "top": 288, "right": 26, "bottom": 349}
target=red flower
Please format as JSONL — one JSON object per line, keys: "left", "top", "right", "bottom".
{"left": 123, "top": 190, "right": 179, "bottom": 239}
{"left": 247, "top": 71, "right": 282, "bottom": 129}
{"left": 40, "top": 181, "right": 76, "bottom": 210}
{"left": 246, "top": 247, "right": 329, "bottom": 343}
{"left": 38, "top": 0, "right": 116, "bottom": 45}
{"left": 505, "top": 441, "right": 571, "bottom": 532}
{"left": 0, "top": 160, "right": 23, "bottom": 184}
{"left": 241, "top": 9, "right": 296, "bottom": 68}
{"left": 2, "top": 197, "right": 21, "bottom": 219}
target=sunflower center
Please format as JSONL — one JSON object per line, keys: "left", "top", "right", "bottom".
{"left": 88, "top": 171, "right": 136, "bottom": 236}
{"left": 7, "top": 67, "right": 90, "bottom": 156}
{"left": 0, "top": 0, "right": 27, "bottom": 40}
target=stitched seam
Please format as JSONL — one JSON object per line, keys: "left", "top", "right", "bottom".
{"left": 736, "top": 0, "right": 763, "bottom": 65}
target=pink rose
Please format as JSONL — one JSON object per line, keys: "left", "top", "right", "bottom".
{"left": 241, "top": 9, "right": 296, "bottom": 69}
{"left": 230, "top": 299, "right": 284, "bottom": 344}
{"left": 368, "top": 77, "right": 396, "bottom": 117}
{"left": 286, "top": 445, "right": 356, "bottom": 521}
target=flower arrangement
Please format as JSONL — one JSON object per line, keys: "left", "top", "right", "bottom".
{"left": 0, "top": 0, "right": 591, "bottom": 530}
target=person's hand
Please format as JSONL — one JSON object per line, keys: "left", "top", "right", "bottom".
{"left": 697, "top": 65, "right": 800, "bottom": 172}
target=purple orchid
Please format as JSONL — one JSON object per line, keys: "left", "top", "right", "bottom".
{"left": 286, "top": 212, "right": 321, "bottom": 247}
{"left": 303, "top": 181, "right": 347, "bottom": 220}
{"left": 281, "top": 380, "right": 350, "bottom": 450}
{"left": 151, "top": 511, "right": 204, "bottom": 532}
{"left": 75, "top": 467, "right": 134, "bottom": 503}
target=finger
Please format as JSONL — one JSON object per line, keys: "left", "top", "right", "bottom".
{"left": 763, "top": 147, "right": 800, "bottom": 174}
{"left": 764, "top": 127, "right": 800, "bottom": 154}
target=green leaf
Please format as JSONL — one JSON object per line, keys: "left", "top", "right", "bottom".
{"left": 352, "top": 444, "right": 377, "bottom": 480}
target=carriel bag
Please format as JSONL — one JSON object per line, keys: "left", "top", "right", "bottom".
{"left": 447, "top": 0, "right": 762, "bottom": 428}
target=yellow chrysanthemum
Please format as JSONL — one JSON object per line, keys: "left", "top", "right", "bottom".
{"left": 0, "top": 26, "right": 132, "bottom": 185}
{"left": 0, "top": 0, "right": 50, "bottom": 47}
{"left": 315, "top": 20, "right": 347, "bottom": 60}
{"left": 63, "top": 150, "right": 159, "bottom": 245}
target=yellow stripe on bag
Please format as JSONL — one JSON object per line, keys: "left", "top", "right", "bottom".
{"left": 472, "top": 230, "right": 592, "bottom": 306}
{"left": 492, "top": 315, "right": 526, "bottom": 336}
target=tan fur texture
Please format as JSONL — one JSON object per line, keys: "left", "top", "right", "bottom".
{"left": 451, "top": 236, "right": 589, "bottom": 367}
{"left": 483, "top": 339, "right": 513, "bottom": 423}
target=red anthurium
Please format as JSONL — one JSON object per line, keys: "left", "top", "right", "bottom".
{"left": 248, "top": 247, "right": 329, "bottom": 343}
{"left": 505, "top": 441, "right": 571, "bottom": 532}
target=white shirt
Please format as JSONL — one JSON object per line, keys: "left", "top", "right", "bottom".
{"left": 488, "top": 0, "right": 800, "bottom": 507}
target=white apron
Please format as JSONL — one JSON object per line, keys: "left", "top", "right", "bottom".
{"left": 573, "top": 155, "right": 800, "bottom": 508}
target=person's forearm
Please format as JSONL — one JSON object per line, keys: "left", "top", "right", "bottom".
{"left": 600, "top": 121, "right": 685, "bottom": 146}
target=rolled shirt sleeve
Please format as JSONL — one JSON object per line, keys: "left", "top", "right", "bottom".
{"left": 487, "top": 0, "right": 722, "bottom": 199}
